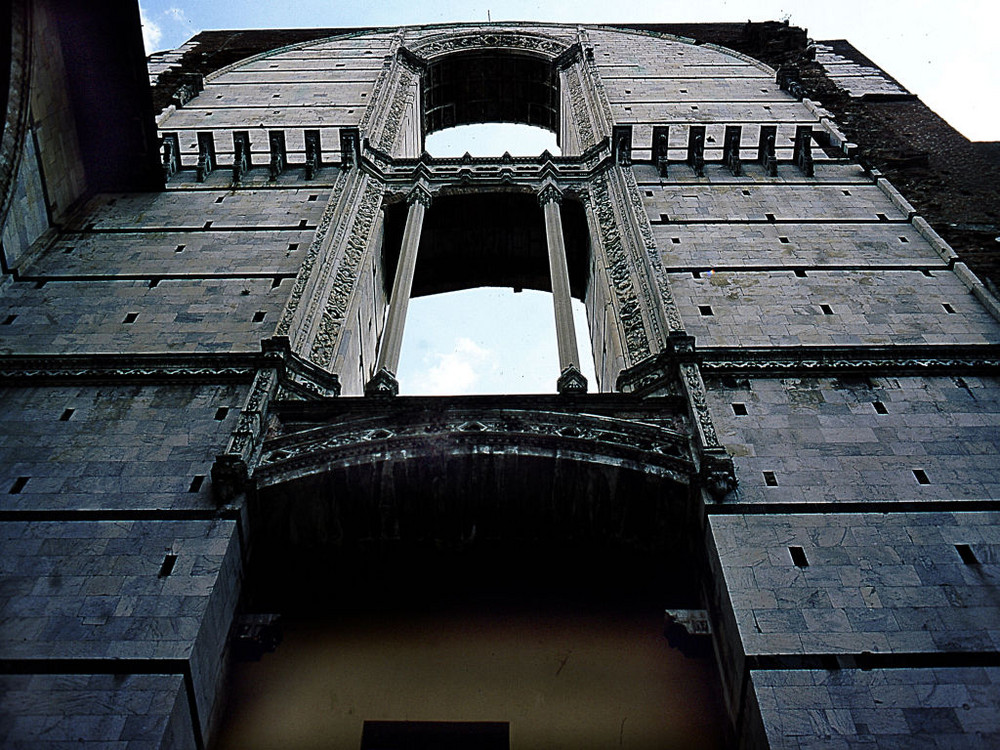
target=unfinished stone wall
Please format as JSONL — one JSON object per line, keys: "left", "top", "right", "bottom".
{"left": 0, "top": 18, "right": 998, "bottom": 750}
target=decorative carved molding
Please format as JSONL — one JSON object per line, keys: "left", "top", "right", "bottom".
{"left": 410, "top": 31, "right": 568, "bottom": 59}
{"left": 557, "top": 365, "right": 588, "bottom": 394}
{"left": 615, "top": 167, "right": 686, "bottom": 336}
{"left": 365, "top": 366, "right": 399, "bottom": 397}
{"left": 563, "top": 66, "right": 597, "bottom": 150}
{"left": 679, "top": 362, "right": 720, "bottom": 448}
{"left": 377, "top": 67, "right": 417, "bottom": 154}
{"left": 699, "top": 346, "right": 1000, "bottom": 375}
{"left": 257, "top": 405, "right": 694, "bottom": 487}
{"left": 308, "top": 179, "right": 384, "bottom": 368}
{"left": 589, "top": 174, "right": 651, "bottom": 364}
{"left": 275, "top": 170, "right": 348, "bottom": 340}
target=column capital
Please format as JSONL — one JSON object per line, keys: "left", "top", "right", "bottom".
{"left": 537, "top": 180, "right": 563, "bottom": 207}
{"left": 407, "top": 181, "right": 433, "bottom": 208}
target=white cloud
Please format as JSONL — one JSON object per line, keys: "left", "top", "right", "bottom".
{"left": 139, "top": 6, "right": 162, "bottom": 54}
{"left": 411, "top": 337, "right": 495, "bottom": 395}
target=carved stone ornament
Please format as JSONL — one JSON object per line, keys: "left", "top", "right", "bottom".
{"left": 258, "top": 405, "right": 694, "bottom": 488}
{"left": 365, "top": 366, "right": 399, "bottom": 397}
{"left": 276, "top": 171, "right": 348, "bottom": 340}
{"left": 589, "top": 174, "right": 652, "bottom": 364}
{"left": 701, "top": 448, "right": 738, "bottom": 501}
{"left": 537, "top": 181, "right": 563, "bottom": 206}
{"left": 412, "top": 31, "right": 568, "bottom": 60}
{"left": 309, "top": 179, "right": 384, "bottom": 368}
{"left": 557, "top": 364, "right": 588, "bottom": 394}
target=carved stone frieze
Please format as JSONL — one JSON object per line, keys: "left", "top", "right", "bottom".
{"left": 700, "top": 354, "right": 1000, "bottom": 375}
{"left": 563, "top": 67, "right": 597, "bottom": 150}
{"left": 308, "top": 180, "right": 384, "bottom": 368}
{"left": 358, "top": 33, "right": 405, "bottom": 139}
{"left": 679, "top": 362, "right": 720, "bottom": 448}
{"left": 411, "top": 31, "right": 568, "bottom": 59}
{"left": 589, "top": 174, "right": 651, "bottom": 364}
{"left": 276, "top": 170, "right": 348, "bottom": 340}
{"left": 377, "top": 67, "right": 417, "bottom": 154}
{"left": 257, "top": 406, "right": 694, "bottom": 487}
{"left": 617, "top": 168, "right": 686, "bottom": 334}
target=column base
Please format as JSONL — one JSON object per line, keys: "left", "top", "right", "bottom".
{"left": 557, "top": 365, "right": 588, "bottom": 394}
{"left": 365, "top": 367, "right": 399, "bottom": 397}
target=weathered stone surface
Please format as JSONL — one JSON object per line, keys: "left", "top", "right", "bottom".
{"left": 1, "top": 13, "right": 998, "bottom": 750}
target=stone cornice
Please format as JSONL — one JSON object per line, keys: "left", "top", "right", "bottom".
{"left": 362, "top": 137, "right": 612, "bottom": 198}
{"left": 617, "top": 342, "right": 1000, "bottom": 393}
{"left": 0, "top": 337, "right": 341, "bottom": 397}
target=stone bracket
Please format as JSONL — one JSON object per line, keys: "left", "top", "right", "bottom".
{"left": 757, "top": 124, "right": 778, "bottom": 176}
{"left": 196, "top": 131, "right": 215, "bottom": 182}
{"left": 794, "top": 125, "right": 814, "bottom": 177}
{"left": 652, "top": 125, "right": 670, "bottom": 176}
{"left": 268, "top": 130, "right": 287, "bottom": 180}
{"left": 687, "top": 125, "right": 706, "bottom": 176}
{"left": 723, "top": 125, "right": 742, "bottom": 176}
{"left": 664, "top": 609, "right": 713, "bottom": 656}
{"left": 612, "top": 124, "right": 632, "bottom": 167}
{"left": 305, "top": 130, "right": 322, "bottom": 179}
{"left": 211, "top": 338, "right": 342, "bottom": 504}
{"left": 340, "top": 127, "right": 360, "bottom": 170}
{"left": 161, "top": 132, "right": 179, "bottom": 181}
{"left": 232, "top": 131, "right": 251, "bottom": 185}
{"left": 170, "top": 72, "right": 203, "bottom": 108}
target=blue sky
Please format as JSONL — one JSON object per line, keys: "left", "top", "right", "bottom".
{"left": 141, "top": 1, "right": 996, "bottom": 394}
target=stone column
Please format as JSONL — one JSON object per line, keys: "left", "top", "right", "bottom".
{"left": 367, "top": 182, "right": 432, "bottom": 396}
{"left": 539, "top": 181, "right": 587, "bottom": 394}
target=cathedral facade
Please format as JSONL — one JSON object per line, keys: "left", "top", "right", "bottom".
{"left": 1, "top": 3, "right": 999, "bottom": 747}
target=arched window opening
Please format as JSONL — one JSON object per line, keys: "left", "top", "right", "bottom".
{"left": 396, "top": 287, "right": 594, "bottom": 395}
{"left": 423, "top": 51, "right": 559, "bottom": 135}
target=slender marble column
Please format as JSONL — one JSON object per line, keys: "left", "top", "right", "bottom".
{"left": 368, "top": 183, "right": 431, "bottom": 395}
{"left": 539, "top": 181, "right": 587, "bottom": 393}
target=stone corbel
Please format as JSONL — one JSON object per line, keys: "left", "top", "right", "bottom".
{"left": 396, "top": 46, "right": 427, "bottom": 74}
{"left": 686, "top": 125, "right": 705, "bottom": 177}
{"left": 557, "top": 364, "right": 588, "bottom": 394}
{"left": 554, "top": 41, "right": 583, "bottom": 70}
{"left": 212, "top": 367, "right": 279, "bottom": 505}
{"left": 196, "top": 132, "right": 215, "bottom": 182}
{"left": 723, "top": 125, "right": 742, "bottom": 176}
{"left": 757, "top": 125, "right": 778, "bottom": 177}
{"left": 268, "top": 131, "right": 286, "bottom": 180}
{"left": 652, "top": 126, "right": 670, "bottom": 177}
{"left": 794, "top": 125, "right": 814, "bottom": 177}
{"left": 171, "top": 73, "right": 204, "bottom": 108}
{"left": 161, "top": 133, "right": 179, "bottom": 181}
{"left": 232, "top": 131, "right": 251, "bottom": 185}
{"left": 365, "top": 366, "right": 399, "bottom": 397}
{"left": 612, "top": 125, "right": 632, "bottom": 167}
{"left": 305, "top": 130, "right": 322, "bottom": 179}
{"left": 340, "top": 127, "right": 360, "bottom": 170}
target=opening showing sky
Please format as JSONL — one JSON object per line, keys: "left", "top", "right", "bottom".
{"left": 400, "top": 125, "right": 588, "bottom": 396}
